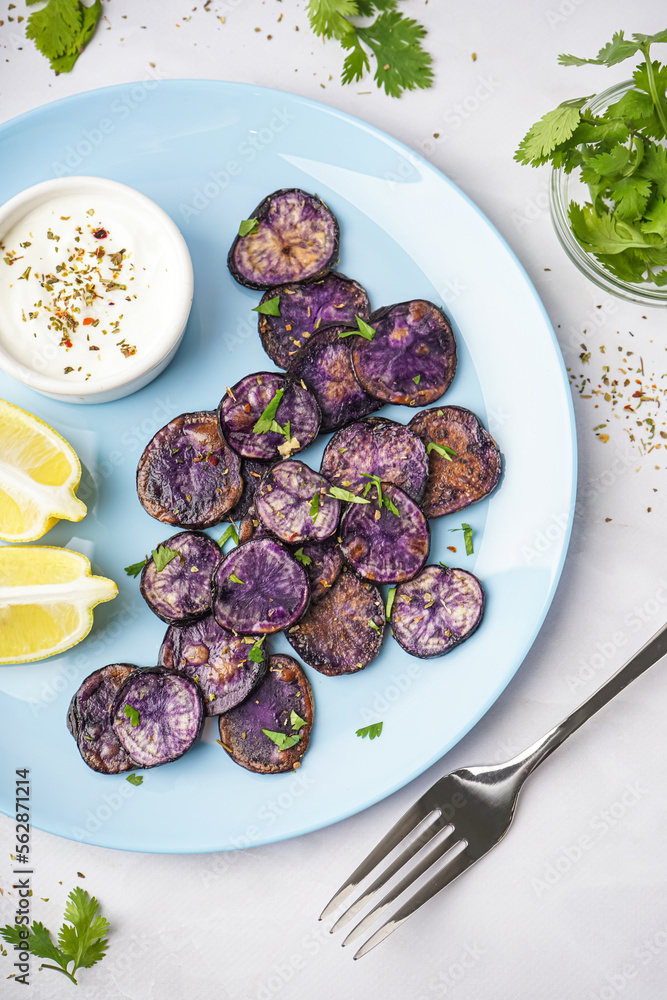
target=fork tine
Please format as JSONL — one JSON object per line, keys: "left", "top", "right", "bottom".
{"left": 352, "top": 845, "right": 485, "bottom": 960}
{"left": 341, "top": 833, "right": 466, "bottom": 949}
{"left": 329, "top": 816, "right": 455, "bottom": 935}
{"left": 319, "top": 789, "right": 441, "bottom": 922}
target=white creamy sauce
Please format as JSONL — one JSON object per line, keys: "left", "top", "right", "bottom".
{"left": 0, "top": 194, "right": 176, "bottom": 383}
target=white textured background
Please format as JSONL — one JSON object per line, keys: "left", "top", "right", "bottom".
{"left": 2, "top": 2, "right": 667, "bottom": 998}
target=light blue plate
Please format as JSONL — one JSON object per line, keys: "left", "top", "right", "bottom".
{"left": 0, "top": 81, "right": 576, "bottom": 853}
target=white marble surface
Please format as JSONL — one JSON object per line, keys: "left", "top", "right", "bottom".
{"left": 2, "top": 2, "right": 667, "bottom": 997}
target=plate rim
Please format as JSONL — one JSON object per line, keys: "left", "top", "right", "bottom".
{"left": 0, "top": 79, "right": 577, "bottom": 853}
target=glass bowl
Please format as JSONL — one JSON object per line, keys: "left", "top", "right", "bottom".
{"left": 549, "top": 80, "right": 667, "bottom": 307}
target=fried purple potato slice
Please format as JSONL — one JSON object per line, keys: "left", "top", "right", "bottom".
{"left": 112, "top": 666, "right": 204, "bottom": 768}
{"left": 286, "top": 569, "right": 384, "bottom": 675}
{"left": 295, "top": 536, "right": 343, "bottom": 603}
{"left": 218, "top": 654, "right": 313, "bottom": 773}
{"left": 258, "top": 271, "right": 371, "bottom": 368}
{"left": 159, "top": 615, "right": 268, "bottom": 716}
{"left": 340, "top": 482, "right": 429, "bottom": 584}
{"left": 352, "top": 300, "right": 457, "bottom": 407}
{"left": 288, "top": 325, "right": 383, "bottom": 432}
{"left": 408, "top": 406, "right": 502, "bottom": 518}
{"left": 255, "top": 459, "right": 340, "bottom": 544}
{"left": 212, "top": 537, "right": 309, "bottom": 634}
{"left": 228, "top": 188, "right": 340, "bottom": 289}
{"left": 140, "top": 531, "right": 221, "bottom": 625}
{"left": 67, "top": 664, "right": 136, "bottom": 774}
{"left": 320, "top": 417, "right": 428, "bottom": 502}
{"left": 136, "top": 411, "right": 243, "bottom": 529}
{"left": 218, "top": 372, "right": 320, "bottom": 461}
{"left": 227, "top": 458, "right": 275, "bottom": 522}
{"left": 391, "top": 565, "right": 484, "bottom": 658}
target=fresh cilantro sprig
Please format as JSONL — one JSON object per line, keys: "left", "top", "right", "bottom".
{"left": 357, "top": 721, "right": 383, "bottom": 740}
{"left": 26, "top": 0, "right": 102, "bottom": 75}
{"left": 338, "top": 315, "right": 376, "bottom": 340}
{"left": 294, "top": 546, "right": 313, "bottom": 566}
{"left": 0, "top": 887, "right": 110, "bottom": 986}
{"left": 248, "top": 636, "right": 266, "bottom": 663}
{"left": 361, "top": 473, "right": 400, "bottom": 514}
{"left": 124, "top": 544, "right": 181, "bottom": 577}
{"left": 307, "top": 1, "right": 433, "bottom": 98}
{"left": 515, "top": 29, "right": 667, "bottom": 285}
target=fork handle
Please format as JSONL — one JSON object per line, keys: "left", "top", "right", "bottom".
{"left": 510, "top": 619, "right": 667, "bottom": 777}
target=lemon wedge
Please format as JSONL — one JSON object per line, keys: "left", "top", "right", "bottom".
{"left": 0, "top": 546, "right": 117, "bottom": 665}
{"left": 0, "top": 399, "right": 87, "bottom": 542}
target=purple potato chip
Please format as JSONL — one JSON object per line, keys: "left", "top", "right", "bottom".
{"left": 136, "top": 411, "right": 243, "bottom": 529}
{"left": 255, "top": 459, "right": 340, "bottom": 544}
{"left": 159, "top": 615, "right": 268, "bottom": 715}
{"left": 319, "top": 417, "right": 428, "bottom": 502}
{"left": 227, "top": 458, "right": 275, "bottom": 522}
{"left": 288, "top": 324, "right": 383, "bottom": 432}
{"left": 391, "top": 565, "right": 484, "bottom": 657}
{"left": 285, "top": 569, "right": 384, "bottom": 676}
{"left": 340, "top": 482, "right": 429, "bottom": 584}
{"left": 228, "top": 188, "right": 339, "bottom": 289}
{"left": 352, "top": 300, "right": 457, "bottom": 407}
{"left": 294, "top": 536, "right": 344, "bottom": 603}
{"left": 212, "top": 536, "right": 309, "bottom": 634}
{"left": 218, "top": 654, "right": 314, "bottom": 773}
{"left": 258, "top": 271, "right": 371, "bottom": 368}
{"left": 218, "top": 372, "right": 321, "bottom": 461}
{"left": 112, "top": 666, "right": 205, "bottom": 768}
{"left": 140, "top": 531, "right": 222, "bottom": 625}
{"left": 67, "top": 664, "right": 136, "bottom": 774}
{"left": 408, "top": 406, "right": 502, "bottom": 518}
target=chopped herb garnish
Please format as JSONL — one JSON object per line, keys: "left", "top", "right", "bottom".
{"left": 310, "top": 491, "right": 320, "bottom": 523}
{"left": 368, "top": 619, "right": 381, "bottom": 633}
{"left": 253, "top": 388, "right": 285, "bottom": 434}
{"left": 427, "top": 441, "right": 458, "bottom": 461}
{"left": 327, "top": 486, "right": 371, "bottom": 504}
{"left": 126, "top": 774, "right": 143, "bottom": 786}
{"left": 356, "top": 722, "right": 383, "bottom": 740}
{"left": 438, "top": 561, "right": 449, "bottom": 569}
{"left": 217, "top": 523, "right": 239, "bottom": 549}
{"left": 229, "top": 573, "right": 246, "bottom": 585}
{"left": 123, "top": 704, "right": 140, "bottom": 728}
{"left": 239, "top": 218, "right": 259, "bottom": 237}
{"left": 262, "top": 729, "right": 301, "bottom": 751}
{"left": 386, "top": 586, "right": 397, "bottom": 620}
{"left": 253, "top": 296, "right": 281, "bottom": 316}
{"left": 338, "top": 314, "right": 376, "bottom": 341}
{"left": 290, "top": 710, "right": 308, "bottom": 730}
{"left": 449, "top": 522, "right": 474, "bottom": 555}
{"left": 124, "top": 558, "right": 147, "bottom": 578}
{"left": 294, "top": 547, "right": 313, "bottom": 567}
{"left": 413, "top": 374, "right": 421, "bottom": 384}
{"left": 383, "top": 493, "right": 400, "bottom": 516}
{"left": 152, "top": 544, "right": 180, "bottom": 573}
{"left": 359, "top": 473, "right": 400, "bottom": 514}
{"left": 248, "top": 636, "right": 266, "bottom": 663}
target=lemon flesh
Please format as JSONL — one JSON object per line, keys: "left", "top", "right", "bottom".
{"left": 0, "top": 546, "right": 117, "bottom": 665}
{"left": 0, "top": 399, "right": 87, "bottom": 542}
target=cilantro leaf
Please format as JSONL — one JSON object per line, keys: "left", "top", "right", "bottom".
{"left": 568, "top": 202, "right": 660, "bottom": 254}
{"left": 238, "top": 218, "right": 259, "bottom": 236}
{"left": 413, "top": 375, "right": 421, "bottom": 384}
{"left": 357, "top": 10, "right": 433, "bottom": 98}
{"left": 253, "top": 388, "right": 284, "bottom": 434}
{"left": 356, "top": 721, "right": 383, "bottom": 740}
{"left": 641, "top": 197, "right": 667, "bottom": 237}
{"left": 217, "top": 523, "right": 239, "bottom": 549}
{"left": 327, "top": 486, "right": 371, "bottom": 503}
{"left": 262, "top": 728, "right": 301, "bottom": 751}
{"left": 294, "top": 547, "right": 313, "bottom": 567}
{"left": 248, "top": 636, "right": 266, "bottom": 663}
{"left": 558, "top": 30, "right": 647, "bottom": 68}
{"left": 152, "top": 544, "right": 180, "bottom": 573}
{"left": 229, "top": 573, "right": 245, "bottom": 585}
{"left": 57, "top": 888, "right": 110, "bottom": 973}
{"left": 609, "top": 176, "right": 652, "bottom": 221}
{"left": 123, "top": 704, "right": 140, "bottom": 727}
{"left": 383, "top": 493, "right": 400, "bottom": 516}
{"left": 310, "top": 491, "right": 320, "bottom": 523}
{"left": 126, "top": 774, "right": 143, "bottom": 786}
{"left": 515, "top": 100, "right": 586, "bottom": 167}
{"left": 450, "top": 522, "right": 474, "bottom": 556}
{"left": 124, "top": 558, "right": 147, "bottom": 578}
{"left": 290, "top": 710, "right": 309, "bottom": 729}
{"left": 385, "top": 586, "right": 396, "bottom": 620}
{"left": 338, "top": 315, "right": 376, "bottom": 340}
{"left": 26, "top": 0, "right": 101, "bottom": 75}
{"left": 49, "top": 0, "right": 102, "bottom": 74}
{"left": 427, "top": 441, "right": 458, "bottom": 461}
{"left": 252, "top": 296, "right": 281, "bottom": 317}
{"left": 306, "top": 0, "right": 358, "bottom": 41}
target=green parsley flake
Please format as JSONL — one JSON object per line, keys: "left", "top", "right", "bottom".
{"left": 449, "top": 522, "right": 474, "bottom": 555}
{"left": 338, "top": 315, "right": 376, "bottom": 341}
{"left": 310, "top": 491, "right": 320, "bottom": 523}
{"left": 152, "top": 545, "right": 180, "bottom": 573}
{"left": 294, "top": 547, "right": 313, "bottom": 567}
{"left": 427, "top": 441, "right": 458, "bottom": 461}
{"left": 356, "top": 722, "right": 383, "bottom": 740}
{"left": 252, "top": 296, "right": 281, "bottom": 316}
{"left": 229, "top": 573, "right": 246, "bottom": 585}
{"left": 327, "top": 486, "right": 371, "bottom": 504}
{"left": 238, "top": 218, "right": 259, "bottom": 237}
{"left": 262, "top": 729, "right": 301, "bottom": 751}
{"left": 126, "top": 774, "right": 143, "bottom": 786}
{"left": 123, "top": 704, "right": 140, "bottom": 728}
{"left": 253, "top": 388, "right": 285, "bottom": 434}
{"left": 124, "top": 558, "right": 147, "bottom": 578}
{"left": 217, "top": 523, "right": 239, "bottom": 549}
{"left": 290, "top": 710, "right": 308, "bottom": 730}
{"left": 248, "top": 636, "right": 266, "bottom": 663}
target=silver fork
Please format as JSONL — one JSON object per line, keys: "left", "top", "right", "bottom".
{"left": 321, "top": 620, "right": 667, "bottom": 959}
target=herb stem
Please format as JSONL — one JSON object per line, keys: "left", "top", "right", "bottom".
{"left": 40, "top": 964, "right": 78, "bottom": 985}
{"left": 641, "top": 45, "right": 667, "bottom": 138}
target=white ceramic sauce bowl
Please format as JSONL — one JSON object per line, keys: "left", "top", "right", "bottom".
{"left": 0, "top": 176, "right": 193, "bottom": 403}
